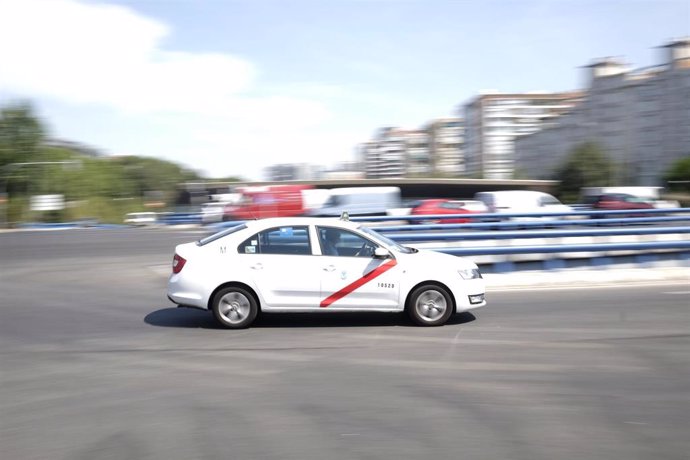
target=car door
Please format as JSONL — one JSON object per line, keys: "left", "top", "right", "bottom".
{"left": 237, "top": 225, "right": 321, "bottom": 309}
{"left": 316, "top": 226, "right": 401, "bottom": 310}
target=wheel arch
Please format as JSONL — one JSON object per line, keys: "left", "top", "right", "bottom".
{"left": 404, "top": 280, "right": 456, "bottom": 314}
{"left": 207, "top": 282, "right": 261, "bottom": 312}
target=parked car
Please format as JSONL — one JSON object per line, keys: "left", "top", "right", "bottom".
{"left": 167, "top": 216, "right": 486, "bottom": 328}
{"left": 474, "top": 190, "right": 572, "bottom": 221}
{"left": 587, "top": 193, "right": 655, "bottom": 218}
{"left": 200, "top": 202, "right": 229, "bottom": 224}
{"left": 124, "top": 212, "right": 158, "bottom": 226}
{"left": 410, "top": 199, "right": 489, "bottom": 224}
{"left": 581, "top": 186, "right": 680, "bottom": 210}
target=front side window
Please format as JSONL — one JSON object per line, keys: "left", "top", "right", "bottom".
{"left": 317, "top": 226, "right": 378, "bottom": 257}
{"left": 359, "top": 226, "right": 415, "bottom": 254}
{"left": 323, "top": 195, "right": 344, "bottom": 207}
{"left": 238, "top": 226, "right": 311, "bottom": 255}
{"left": 540, "top": 195, "right": 561, "bottom": 206}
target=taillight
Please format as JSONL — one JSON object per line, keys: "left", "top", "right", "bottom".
{"left": 172, "top": 254, "right": 186, "bottom": 274}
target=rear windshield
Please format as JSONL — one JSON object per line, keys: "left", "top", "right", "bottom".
{"left": 197, "top": 223, "right": 247, "bottom": 246}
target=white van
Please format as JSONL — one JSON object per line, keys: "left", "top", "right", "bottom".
{"left": 474, "top": 190, "right": 572, "bottom": 221}
{"left": 307, "top": 186, "right": 402, "bottom": 217}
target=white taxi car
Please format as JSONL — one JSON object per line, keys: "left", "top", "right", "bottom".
{"left": 167, "top": 216, "right": 486, "bottom": 328}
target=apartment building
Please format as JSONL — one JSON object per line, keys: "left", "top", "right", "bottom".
{"left": 515, "top": 38, "right": 690, "bottom": 186}
{"left": 404, "top": 129, "right": 431, "bottom": 176}
{"left": 463, "top": 91, "right": 584, "bottom": 179}
{"left": 427, "top": 118, "right": 464, "bottom": 176}
{"left": 264, "top": 163, "right": 324, "bottom": 181}
{"left": 361, "top": 127, "right": 408, "bottom": 179}
{"left": 359, "top": 120, "right": 464, "bottom": 178}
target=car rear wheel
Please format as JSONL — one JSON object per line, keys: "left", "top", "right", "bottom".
{"left": 212, "top": 287, "right": 258, "bottom": 329}
{"left": 407, "top": 284, "right": 453, "bottom": 326}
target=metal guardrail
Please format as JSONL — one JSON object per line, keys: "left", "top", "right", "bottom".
{"left": 352, "top": 207, "right": 690, "bottom": 222}
{"left": 383, "top": 226, "right": 690, "bottom": 242}
{"left": 15, "top": 209, "right": 690, "bottom": 271}
{"left": 370, "top": 213, "right": 689, "bottom": 269}
{"left": 433, "top": 241, "right": 690, "bottom": 257}
{"left": 197, "top": 212, "right": 690, "bottom": 269}
{"left": 156, "top": 207, "right": 690, "bottom": 227}
{"left": 159, "top": 213, "right": 202, "bottom": 225}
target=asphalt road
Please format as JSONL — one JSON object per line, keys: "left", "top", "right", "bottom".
{"left": 1, "top": 228, "right": 689, "bottom": 460}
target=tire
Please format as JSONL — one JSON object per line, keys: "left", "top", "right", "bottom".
{"left": 212, "top": 286, "right": 259, "bottom": 329}
{"left": 406, "top": 284, "right": 453, "bottom": 327}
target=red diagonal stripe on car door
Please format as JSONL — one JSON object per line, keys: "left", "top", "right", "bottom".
{"left": 320, "top": 259, "right": 398, "bottom": 308}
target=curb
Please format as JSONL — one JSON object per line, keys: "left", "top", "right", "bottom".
{"left": 484, "top": 266, "right": 690, "bottom": 290}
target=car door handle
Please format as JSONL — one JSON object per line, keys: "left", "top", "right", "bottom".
{"left": 323, "top": 265, "right": 336, "bottom": 272}
{"left": 250, "top": 263, "right": 263, "bottom": 270}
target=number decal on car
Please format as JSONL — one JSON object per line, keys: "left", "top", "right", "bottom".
{"left": 320, "top": 259, "right": 398, "bottom": 308}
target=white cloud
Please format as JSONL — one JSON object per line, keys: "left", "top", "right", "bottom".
{"left": 0, "top": 0, "right": 341, "bottom": 178}
{"left": 0, "top": 0, "right": 256, "bottom": 111}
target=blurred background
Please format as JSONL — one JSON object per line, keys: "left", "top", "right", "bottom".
{"left": 0, "top": 0, "right": 689, "bottom": 227}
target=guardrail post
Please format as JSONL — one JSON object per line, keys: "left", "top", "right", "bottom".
{"left": 493, "top": 261, "right": 515, "bottom": 273}
{"left": 635, "top": 254, "right": 658, "bottom": 267}
{"left": 543, "top": 259, "right": 566, "bottom": 271}
{"left": 679, "top": 253, "right": 690, "bottom": 266}
{"left": 591, "top": 257, "right": 613, "bottom": 268}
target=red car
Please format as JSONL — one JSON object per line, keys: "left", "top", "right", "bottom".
{"left": 410, "top": 199, "right": 489, "bottom": 224}
{"left": 590, "top": 193, "right": 654, "bottom": 218}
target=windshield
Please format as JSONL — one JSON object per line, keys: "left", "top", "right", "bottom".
{"left": 323, "top": 195, "right": 343, "bottom": 207}
{"left": 197, "top": 223, "right": 247, "bottom": 246}
{"left": 359, "top": 225, "right": 416, "bottom": 254}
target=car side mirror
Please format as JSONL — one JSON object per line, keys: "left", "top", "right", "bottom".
{"left": 374, "top": 247, "right": 390, "bottom": 258}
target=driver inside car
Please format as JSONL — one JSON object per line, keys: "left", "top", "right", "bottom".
{"left": 321, "top": 228, "right": 340, "bottom": 256}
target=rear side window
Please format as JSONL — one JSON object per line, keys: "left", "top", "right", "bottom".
{"left": 238, "top": 226, "right": 311, "bottom": 255}
{"left": 197, "top": 223, "right": 247, "bottom": 246}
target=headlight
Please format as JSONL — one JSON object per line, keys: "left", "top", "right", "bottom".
{"left": 458, "top": 268, "right": 482, "bottom": 280}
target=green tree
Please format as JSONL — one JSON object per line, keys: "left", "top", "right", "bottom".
{"left": 553, "top": 142, "right": 616, "bottom": 202}
{"left": 1, "top": 101, "right": 48, "bottom": 203}
{"left": 0, "top": 101, "right": 46, "bottom": 168}
{"left": 113, "top": 155, "right": 200, "bottom": 199}
{"left": 664, "top": 155, "right": 690, "bottom": 192}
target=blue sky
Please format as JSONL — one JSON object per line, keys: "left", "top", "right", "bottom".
{"left": 1, "top": 0, "right": 688, "bottom": 180}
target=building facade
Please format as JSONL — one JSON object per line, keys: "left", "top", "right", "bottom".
{"left": 463, "top": 91, "right": 584, "bottom": 179}
{"left": 361, "top": 127, "right": 408, "bottom": 179}
{"left": 359, "top": 120, "right": 464, "bottom": 179}
{"left": 515, "top": 38, "right": 690, "bottom": 186}
{"left": 426, "top": 117, "right": 464, "bottom": 176}
{"left": 264, "top": 163, "right": 324, "bottom": 181}
{"left": 404, "top": 129, "right": 431, "bottom": 176}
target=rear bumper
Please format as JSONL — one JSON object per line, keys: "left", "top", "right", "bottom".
{"left": 167, "top": 274, "right": 206, "bottom": 309}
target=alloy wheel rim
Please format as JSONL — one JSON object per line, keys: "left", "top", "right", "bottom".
{"left": 415, "top": 289, "right": 447, "bottom": 321}
{"left": 219, "top": 292, "right": 251, "bottom": 324}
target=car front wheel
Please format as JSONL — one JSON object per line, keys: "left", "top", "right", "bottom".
{"left": 212, "top": 287, "right": 259, "bottom": 329}
{"left": 407, "top": 284, "right": 453, "bottom": 326}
